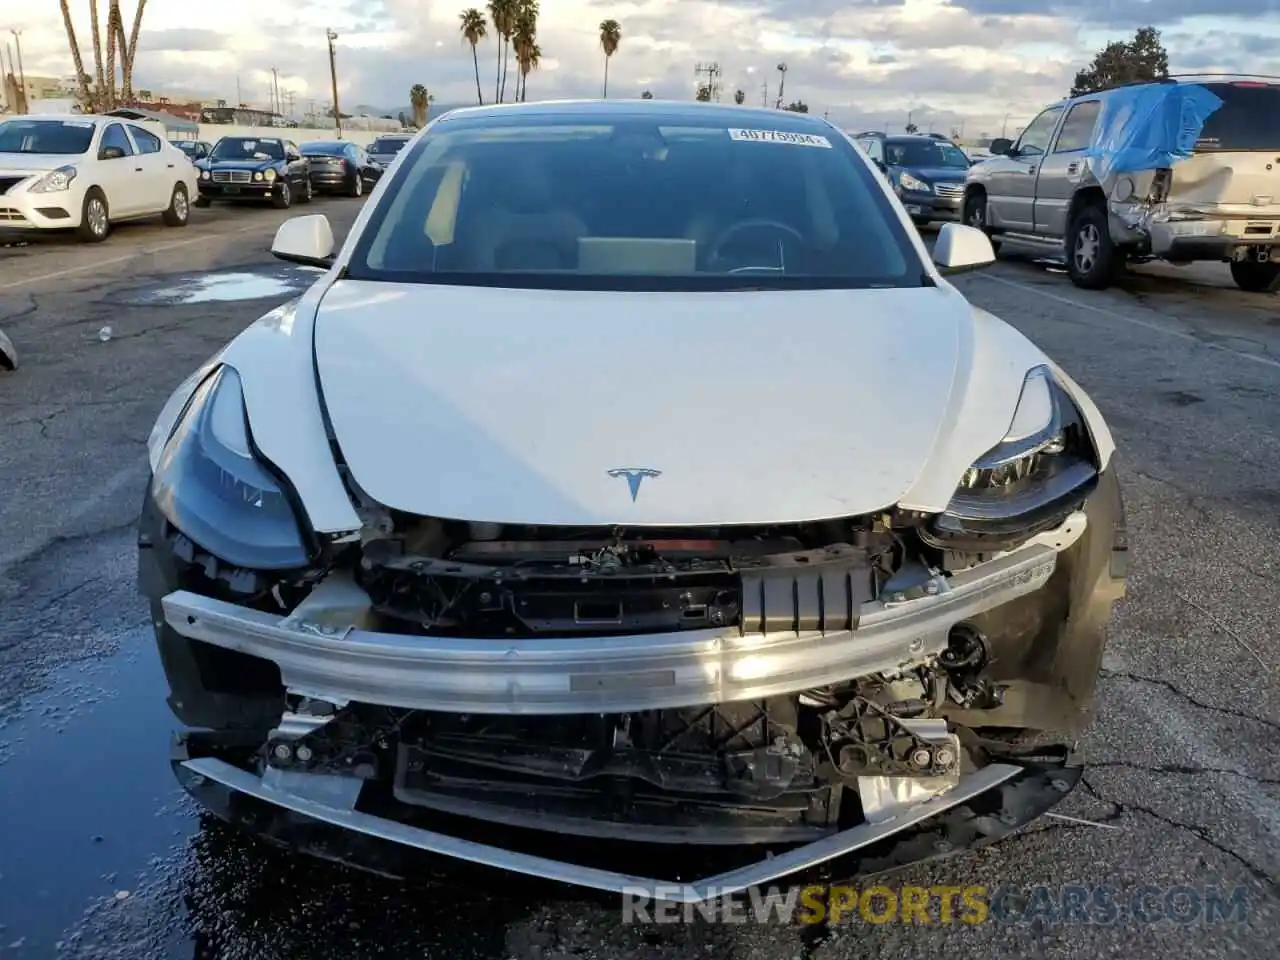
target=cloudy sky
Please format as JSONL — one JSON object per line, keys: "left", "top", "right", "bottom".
{"left": 3, "top": 0, "right": 1280, "bottom": 134}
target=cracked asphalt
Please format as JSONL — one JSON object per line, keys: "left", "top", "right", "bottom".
{"left": 0, "top": 205, "right": 1277, "bottom": 959}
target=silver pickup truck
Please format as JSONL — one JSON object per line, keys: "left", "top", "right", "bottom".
{"left": 963, "top": 75, "right": 1280, "bottom": 293}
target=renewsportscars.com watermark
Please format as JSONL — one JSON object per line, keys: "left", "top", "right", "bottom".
{"left": 621, "top": 884, "right": 1252, "bottom": 926}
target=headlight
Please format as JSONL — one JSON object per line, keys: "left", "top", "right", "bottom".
{"left": 150, "top": 365, "right": 313, "bottom": 570}
{"left": 922, "top": 365, "right": 1099, "bottom": 550}
{"left": 264, "top": 168, "right": 277, "bottom": 181}
{"left": 898, "top": 172, "right": 928, "bottom": 192}
{"left": 200, "top": 169, "right": 210, "bottom": 180}
{"left": 253, "top": 171, "right": 264, "bottom": 181}
{"left": 29, "top": 165, "right": 77, "bottom": 193}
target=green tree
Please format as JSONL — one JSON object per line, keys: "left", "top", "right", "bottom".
{"left": 512, "top": 2, "right": 539, "bottom": 101}
{"left": 640, "top": 89, "right": 654, "bottom": 99}
{"left": 599, "top": 19, "right": 621, "bottom": 97}
{"left": 733, "top": 88, "right": 745, "bottom": 104}
{"left": 459, "top": 8, "right": 488, "bottom": 104}
{"left": 904, "top": 121, "right": 918, "bottom": 133}
{"left": 695, "top": 82, "right": 711, "bottom": 102}
{"left": 486, "top": 0, "right": 517, "bottom": 102}
{"left": 1070, "top": 25, "right": 1168, "bottom": 97}
{"left": 410, "top": 83, "right": 430, "bottom": 126}
{"left": 783, "top": 100, "right": 808, "bottom": 113}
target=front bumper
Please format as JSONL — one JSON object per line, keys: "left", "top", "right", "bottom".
{"left": 175, "top": 733, "right": 1079, "bottom": 899}
{"left": 898, "top": 189, "right": 963, "bottom": 223}
{"left": 197, "top": 181, "right": 280, "bottom": 201}
{"left": 159, "top": 538, "right": 1060, "bottom": 715}
{"left": 0, "top": 187, "right": 79, "bottom": 230}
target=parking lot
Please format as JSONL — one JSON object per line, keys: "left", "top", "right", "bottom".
{"left": 0, "top": 201, "right": 1277, "bottom": 959}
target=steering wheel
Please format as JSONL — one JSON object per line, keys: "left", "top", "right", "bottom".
{"left": 707, "top": 218, "right": 806, "bottom": 272}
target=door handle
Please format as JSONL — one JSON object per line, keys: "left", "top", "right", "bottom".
{"left": 134, "top": 167, "right": 143, "bottom": 172}
{"left": 167, "top": 163, "right": 175, "bottom": 168}
{"left": 1027, "top": 165, "right": 1037, "bottom": 175}
{"left": 1067, "top": 161, "right": 1080, "bottom": 175}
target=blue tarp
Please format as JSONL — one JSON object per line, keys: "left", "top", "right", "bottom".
{"left": 1085, "top": 82, "right": 1224, "bottom": 181}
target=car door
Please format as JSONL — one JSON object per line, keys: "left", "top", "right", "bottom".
{"left": 284, "top": 141, "right": 307, "bottom": 186}
{"left": 985, "top": 105, "right": 1064, "bottom": 231}
{"left": 126, "top": 123, "right": 175, "bottom": 212}
{"left": 94, "top": 122, "right": 143, "bottom": 217}
{"left": 1032, "top": 99, "right": 1101, "bottom": 238}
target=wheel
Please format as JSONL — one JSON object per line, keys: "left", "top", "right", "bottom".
{"left": 75, "top": 188, "right": 110, "bottom": 243}
{"left": 299, "top": 178, "right": 314, "bottom": 204}
{"left": 162, "top": 183, "right": 190, "bottom": 227}
{"left": 193, "top": 195, "right": 211, "bottom": 208}
{"left": 1066, "top": 204, "right": 1124, "bottom": 290}
{"left": 348, "top": 172, "right": 364, "bottom": 199}
{"left": 272, "top": 179, "right": 292, "bottom": 209}
{"left": 962, "top": 191, "right": 1001, "bottom": 254}
{"left": 1229, "top": 259, "right": 1280, "bottom": 293}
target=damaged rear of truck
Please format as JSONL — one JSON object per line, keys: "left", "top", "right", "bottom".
{"left": 966, "top": 74, "right": 1280, "bottom": 293}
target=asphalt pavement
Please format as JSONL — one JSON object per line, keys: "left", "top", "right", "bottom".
{"left": 0, "top": 205, "right": 1277, "bottom": 959}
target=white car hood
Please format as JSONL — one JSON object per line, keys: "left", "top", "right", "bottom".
{"left": 0, "top": 153, "right": 82, "bottom": 176}
{"left": 312, "top": 280, "right": 1034, "bottom": 526}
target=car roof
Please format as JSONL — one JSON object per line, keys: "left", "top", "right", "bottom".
{"left": 435, "top": 98, "right": 835, "bottom": 131}
{"left": 10, "top": 114, "right": 108, "bottom": 125}
{"left": 883, "top": 134, "right": 945, "bottom": 143}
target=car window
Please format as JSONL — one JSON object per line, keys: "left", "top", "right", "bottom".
{"left": 884, "top": 139, "right": 969, "bottom": 168}
{"left": 130, "top": 125, "right": 163, "bottom": 154}
{"left": 1196, "top": 81, "right": 1280, "bottom": 151}
{"left": 347, "top": 116, "right": 923, "bottom": 291}
{"left": 371, "top": 137, "right": 409, "bottom": 154}
{"left": 300, "top": 141, "right": 342, "bottom": 155}
{"left": 857, "top": 138, "right": 884, "bottom": 161}
{"left": 1053, "top": 101, "right": 1100, "bottom": 153}
{"left": 101, "top": 123, "right": 134, "bottom": 157}
{"left": 209, "top": 137, "right": 283, "bottom": 160}
{"left": 1014, "top": 107, "right": 1064, "bottom": 158}
{"left": 0, "top": 118, "right": 96, "bottom": 155}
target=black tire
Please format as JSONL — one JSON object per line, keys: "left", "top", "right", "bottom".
{"left": 299, "top": 177, "right": 314, "bottom": 204}
{"left": 1066, "top": 204, "right": 1124, "bottom": 290}
{"left": 194, "top": 195, "right": 211, "bottom": 208}
{"left": 75, "top": 188, "right": 110, "bottom": 243}
{"left": 1229, "top": 260, "right": 1280, "bottom": 293}
{"left": 272, "top": 178, "right": 293, "bottom": 209}
{"left": 348, "top": 172, "right": 364, "bottom": 199}
{"left": 962, "top": 191, "right": 1001, "bottom": 254}
{"left": 162, "top": 183, "right": 190, "bottom": 227}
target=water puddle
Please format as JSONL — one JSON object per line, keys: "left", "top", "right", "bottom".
{"left": 112, "top": 265, "right": 324, "bottom": 307}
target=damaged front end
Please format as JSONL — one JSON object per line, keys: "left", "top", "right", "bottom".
{"left": 139, "top": 450, "right": 1127, "bottom": 895}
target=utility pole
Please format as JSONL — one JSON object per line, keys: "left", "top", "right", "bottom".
{"left": 270, "top": 67, "right": 280, "bottom": 115}
{"left": 326, "top": 29, "right": 342, "bottom": 138}
{"left": 236, "top": 74, "right": 242, "bottom": 108}
{"left": 693, "top": 62, "right": 721, "bottom": 102}
{"left": 11, "top": 29, "right": 25, "bottom": 114}
{"left": 775, "top": 63, "right": 787, "bottom": 109}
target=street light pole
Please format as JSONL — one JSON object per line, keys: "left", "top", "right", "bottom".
{"left": 11, "top": 29, "right": 25, "bottom": 113}
{"left": 326, "top": 29, "right": 342, "bottom": 139}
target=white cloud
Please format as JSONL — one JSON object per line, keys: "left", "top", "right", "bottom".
{"left": 0, "top": 0, "right": 1277, "bottom": 133}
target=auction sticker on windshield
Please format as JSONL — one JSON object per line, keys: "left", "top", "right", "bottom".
{"left": 728, "top": 128, "right": 832, "bottom": 147}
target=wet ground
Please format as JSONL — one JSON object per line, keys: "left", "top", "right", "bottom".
{"left": 0, "top": 205, "right": 1278, "bottom": 959}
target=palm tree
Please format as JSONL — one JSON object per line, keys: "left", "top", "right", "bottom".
{"left": 511, "top": 3, "right": 538, "bottom": 101}
{"left": 640, "top": 89, "right": 653, "bottom": 99}
{"left": 516, "top": 41, "right": 540, "bottom": 101}
{"left": 122, "top": 0, "right": 147, "bottom": 102}
{"left": 459, "top": 8, "right": 487, "bottom": 104}
{"left": 486, "top": 0, "right": 517, "bottom": 102}
{"left": 88, "top": 0, "right": 108, "bottom": 109}
{"left": 59, "top": 0, "right": 93, "bottom": 109}
{"left": 410, "top": 84, "right": 430, "bottom": 126}
{"left": 733, "top": 88, "right": 745, "bottom": 104}
{"left": 599, "top": 19, "right": 621, "bottom": 98}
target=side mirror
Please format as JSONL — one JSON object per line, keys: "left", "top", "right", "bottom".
{"left": 99, "top": 145, "right": 125, "bottom": 161}
{"left": 874, "top": 159, "right": 888, "bottom": 174}
{"left": 286, "top": 151, "right": 301, "bottom": 162}
{"left": 195, "top": 147, "right": 208, "bottom": 159}
{"left": 271, "top": 214, "right": 335, "bottom": 268}
{"left": 989, "top": 138, "right": 1013, "bottom": 156}
{"left": 0, "top": 326, "right": 17, "bottom": 372}
{"left": 932, "top": 222, "right": 995, "bottom": 275}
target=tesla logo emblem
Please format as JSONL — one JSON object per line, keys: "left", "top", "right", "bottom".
{"left": 608, "top": 467, "right": 662, "bottom": 502}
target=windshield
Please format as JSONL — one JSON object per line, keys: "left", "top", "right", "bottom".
{"left": 347, "top": 116, "right": 923, "bottom": 291}
{"left": 0, "top": 119, "right": 95, "bottom": 155}
{"left": 172, "top": 141, "right": 196, "bottom": 155}
{"left": 301, "top": 141, "right": 344, "bottom": 155}
{"left": 370, "top": 138, "right": 409, "bottom": 154}
{"left": 885, "top": 140, "right": 969, "bottom": 168}
{"left": 209, "top": 137, "right": 284, "bottom": 161}
{"left": 1196, "top": 82, "right": 1280, "bottom": 151}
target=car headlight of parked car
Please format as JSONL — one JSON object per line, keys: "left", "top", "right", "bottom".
{"left": 200, "top": 169, "right": 210, "bottom": 180}
{"left": 29, "top": 165, "right": 77, "bottom": 193}
{"left": 150, "top": 365, "right": 313, "bottom": 570}
{"left": 264, "top": 168, "right": 277, "bottom": 181}
{"left": 922, "top": 365, "right": 1099, "bottom": 549}
{"left": 898, "top": 172, "right": 929, "bottom": 193}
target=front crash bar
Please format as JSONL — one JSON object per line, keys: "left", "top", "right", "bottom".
{"left": 179, "top": 755, "right": 1022, "bottom": 901}
{"left": 160, "top": 543, "right": 1059, "bottom": 715}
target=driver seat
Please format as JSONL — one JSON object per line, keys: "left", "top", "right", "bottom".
{"left": 463, "top": 162, "right": 587, "bottom": 271}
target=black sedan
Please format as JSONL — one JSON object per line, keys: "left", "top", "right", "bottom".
{"left": 299, "top": 140, "right": 382, "bottom": 198}
{"left": 194, "top": 136, "right": 313, "bottom": 209}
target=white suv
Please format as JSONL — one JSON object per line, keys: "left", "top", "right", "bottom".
{"left": 0, "top": 114, "right": 199, "bottom": 242}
